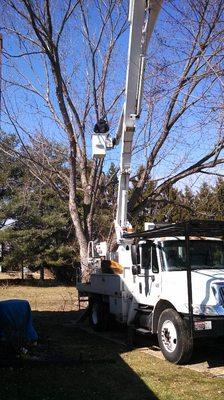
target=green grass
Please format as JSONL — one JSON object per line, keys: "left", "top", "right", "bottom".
{"left": 122, "top": 349, "right": 224, "bottom": 400}
{"left": 0, "top": 283, "right": 224, "bottom": 400}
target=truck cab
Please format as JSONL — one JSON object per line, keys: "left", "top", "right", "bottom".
{"left": 133, "top": 236, "right": 224, "bottom": 314}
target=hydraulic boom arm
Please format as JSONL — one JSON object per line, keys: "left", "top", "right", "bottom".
{"left": 115, "top": 0, "right": 162, "bottom": 242}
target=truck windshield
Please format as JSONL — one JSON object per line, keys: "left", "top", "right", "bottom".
{"left": 163, "top": 240, "right": 224, "bottom": 271}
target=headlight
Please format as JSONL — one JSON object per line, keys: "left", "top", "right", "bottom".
{"left": 193, "top": 305, "right": 218, "bottom": 315}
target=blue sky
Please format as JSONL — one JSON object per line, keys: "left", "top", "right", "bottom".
{"left": 1, "top": 0, "right": 223, "bottom": 192}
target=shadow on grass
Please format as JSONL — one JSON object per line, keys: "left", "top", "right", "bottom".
{"left": 1, "top": 308, "right": 224, "bottom": 400}
{"left": 190, "top": 337, "right": 224, "bottom": 369}
{"left": 0, "top": 310, "right": 158, "bottom": 400}
{"left": 133, "top": 328, "right": 224, "bottom": 370}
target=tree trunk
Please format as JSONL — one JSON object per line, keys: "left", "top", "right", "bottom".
{"left": 69, "top": 193, "right": 91, "bottom": 282}
{"left": 79, "top": 241, "right": 91, "bottom": 283}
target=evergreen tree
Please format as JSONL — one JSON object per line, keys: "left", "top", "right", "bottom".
{"left": 0, "top": 134, "right": 77, "bottom": 272}
{"left": 0, "top": 134, "right": 21, "bottom": 228}
{"left": 180, "top": 185, "right": 196, "bottom": 221}
{"left": 209, "top": 178, "right": 224, "bottom": 221}
{"left": 195, "top": 182, "right": 217, "bottom": 220}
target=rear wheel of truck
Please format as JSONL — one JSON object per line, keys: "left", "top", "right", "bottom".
{"left": 157, "top": 308, "right": 193, "bottom": 364}
{"left": 89, "top": 296, "right": 109, "bottom": 331}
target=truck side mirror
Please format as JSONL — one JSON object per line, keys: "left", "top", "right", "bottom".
{"left": 131, "top": 244, "right": 140, "bottom": 265}
{"left": 131, "top": 245, "right": 140, "bottom": 275}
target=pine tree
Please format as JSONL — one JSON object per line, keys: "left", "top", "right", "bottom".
{"left": 212, "top": 178, "right": 224, "bottom": 220}
{"left": 0, "top": 134, "right": 77, "bottom": 272}
{"left": 195, "top": 182, "right": 217, "bottom": 220}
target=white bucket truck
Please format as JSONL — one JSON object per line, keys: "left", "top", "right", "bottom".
{"left": 77, "top": 0, "right": 224, "bottom": 364}
{"left": 78, "top": 221, "right": 224, "bottom": 364}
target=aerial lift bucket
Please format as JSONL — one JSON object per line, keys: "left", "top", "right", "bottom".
{"left": 92, "top": 133, "right": 107, "bottom": 158}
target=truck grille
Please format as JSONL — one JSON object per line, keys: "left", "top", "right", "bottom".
{"left": 212, "top": 283, "right": 224, "bottom": 306}
{"left": 219, "top": 287, "right": 224, "bottom": 305}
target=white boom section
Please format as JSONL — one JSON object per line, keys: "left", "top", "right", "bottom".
{"left": 115, "top": 0, "right": 162, "bottom": 242}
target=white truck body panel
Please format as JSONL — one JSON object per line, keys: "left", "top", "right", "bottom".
{"left": 79, "top": 239, "right": 224, "bottom": 321}
{"left": 160, "top": 269, "right": 224, "bottom": 314}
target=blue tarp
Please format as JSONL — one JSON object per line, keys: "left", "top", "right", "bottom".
{"left": 0, "top": 299, "right": 38, "bottom": 343}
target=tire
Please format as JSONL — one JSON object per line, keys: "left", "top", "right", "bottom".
{"left": 89, "top": 296, "right": 109, "bottom": 331}
{"left": 157, "top": 308, "right": 193, "bottom": 364}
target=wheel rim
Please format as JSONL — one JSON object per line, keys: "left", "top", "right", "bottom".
{"left": 92, "top": 304, "right": 98, "bottom": 325}
{"left": 161, "top": 319, "right": 177, "bottom": 353}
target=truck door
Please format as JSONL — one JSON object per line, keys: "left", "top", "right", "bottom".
{"left": 132, "top": 242, "right": 161, "bottom": 305}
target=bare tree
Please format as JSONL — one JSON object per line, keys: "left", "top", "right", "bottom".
{"left": 0, "top": 0, "right": 224, "bottom": 278}
{"left": 128, "top": 0, "right": 224, "bottom": 215}
{"left": 1, "top": 0, "right": 128, "bottom": 279}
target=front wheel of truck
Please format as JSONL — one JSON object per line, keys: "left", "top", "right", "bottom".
{"left": 157, "top": 308, "right": 193, "bottom": 364}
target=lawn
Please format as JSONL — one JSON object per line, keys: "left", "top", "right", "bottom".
{"left": 0, "top": 281, "right": 224, "bottom": 400}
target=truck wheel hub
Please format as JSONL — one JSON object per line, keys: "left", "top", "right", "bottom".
{"left": 92, "top": 305, "right": 98, "bottom": 325}
{"left": 161, "top": 320, "right": 177, "bottom": 353}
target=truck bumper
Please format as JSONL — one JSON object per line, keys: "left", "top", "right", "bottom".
{"left": 188, "top": 316, "right": 224, "bottom": 338}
